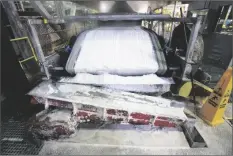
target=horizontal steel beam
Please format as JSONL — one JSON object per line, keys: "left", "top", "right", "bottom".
{"left": 28, "top": 14, "right": 196, "bottom": 24}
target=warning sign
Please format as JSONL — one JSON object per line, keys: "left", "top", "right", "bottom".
{"left": 208, "top": 99, "right": 218, "bottom": 107}
{"left": 208, "top": 94, "right": 219, "bottom": 108}
{"left": 200, "top": 67, "right": 232, "bottom": 126}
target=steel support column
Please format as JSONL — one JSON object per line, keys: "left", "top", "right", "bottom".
{"left": 182, "top": 16, "right": 202, "bottom": 80}
{"left": 28, "top": 21, "right": 50, "bottom": 79}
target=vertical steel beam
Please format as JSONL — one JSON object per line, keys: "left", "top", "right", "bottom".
{"left": 28, "top": 21, "right": 50, "bottom": 79}
{"left": 161, "top": 8, "right": 165, "bottom": 37}
{"left": 182, "top": 16, "right": 202, "bottom": 80}
{"left": 168, "top": 1, "right": 177, "bottom": 48}
{"left": 2, "top": 1, "right": 31, "bottom": 58}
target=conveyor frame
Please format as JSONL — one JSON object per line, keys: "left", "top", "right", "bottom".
{"left": 26, "top": 14, "right": 201, "bottom": 81}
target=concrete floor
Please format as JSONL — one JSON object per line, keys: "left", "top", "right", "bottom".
{"left": 39, "top": 104, "right": 232, "bottom": 155}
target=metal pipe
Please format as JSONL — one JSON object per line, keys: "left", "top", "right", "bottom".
{"left": 30, "top": 1, "right": 52, "bottom": 19}
{"left": 27, "top": 15, "right": 196, "bottom": 24}
{"left": 10, "top": 36, "right": 38, "bottom": 63}
{"left": 2, "top": 1, "right": 32, "bottom": 58}
{"left": 27, "top": 37, "right": 38, "bottom": 62}
{"left": 62, "top": 14, "right": 196, "bottom": 23}
{"left": 169, "top": 1, "right": 177, "bottom": 48}
{"left": 19, "top": 56, "right": 35, "bottom": 63}
{"left": 49, "top": 15, "right": 194, "bottom": 24}
{"left": 185, "top": 16, "right": 202, "bottom": 63}
{"left": 10, "top": 37, "right": 28, "bottom": 41}
{"left": 182, "top": 16, "right": 202, "bottom": 80}
{"left": 28, "top": 21, "right": 50, "bottom": 79}
{"left": 64, "top": 14, "right": 172, "bottom": 21}
{"left": 161, "top": 8, "right": 165, "bottom": 38}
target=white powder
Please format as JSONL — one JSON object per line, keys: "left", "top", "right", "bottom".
{"left": 59, "top": 73, "right": 173, "bottom": 93}
{"left": 39, "top": 109, "right": 72, "bottom": 122}
{"left": 60, "top": 73, "right": 174, "bottom": 85}
{"left": 73, "top": 27, "right": 159, "bottom": 75}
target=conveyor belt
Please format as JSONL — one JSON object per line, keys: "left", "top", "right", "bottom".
{"left": 65, "top": 26, "right": 167, "bottom": 76}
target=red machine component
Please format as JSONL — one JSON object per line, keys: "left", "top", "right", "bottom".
{"left": 128, "top": 119, "right": 150, "bottom": 125}
{"left": 153, "top": 116, "right": 176, "bottom": 127}
{"left": 75, "top": 104, "right": 103, "bottom": 122}
{"left": 77, "top": 111, "right": 89, "bottom": 117}
{"left": 47, "top": 99, "right": 72, "bottom": 108}
{"left": 129, "top": 112, "right": 152, "bottom": 125}
{"left": 130, "top": 113, "right": 151, "bottom": 120}
{"left": 105, "top": 109, "right": 128, "bottom": 123}
{"left": 32, "top": 97, "right": 72, "bottom": 108}
{"left": 157, "top": 116, "right": 170, "bottom": 120}
{"left": 153, "top": 119, "right": 176, "bottom": 127}
{"left": 76, "top": 110, "right": 101, "bottom": 122}
{"left": 32, "top": 96, "right": 184, "bottom": 127}
{"left": 106, "top": 109, "right": 116, "bottom": 115}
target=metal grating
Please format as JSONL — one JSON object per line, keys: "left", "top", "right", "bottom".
{"left": 1, "top": 118, "right": 43, "bottom": 155}
{"left": 1, "top": 140, "right": 43, "bottom": 155}
{"left": 34, "top": 24, "right": 61, "bottom": 56}
{"left": 1, "top": 119, "right": 25, "bottom": 139}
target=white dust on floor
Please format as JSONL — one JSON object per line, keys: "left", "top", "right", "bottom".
{"left": 41, "top": 127, "right": 189, "bottom": 149}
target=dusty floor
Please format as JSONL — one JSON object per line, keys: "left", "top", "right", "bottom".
{"left": 39, "top": 104, "right": 232, "bottom": 155}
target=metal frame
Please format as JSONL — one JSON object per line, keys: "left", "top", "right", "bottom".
{"left": 27, "top": 21, "right": 50, "bottom": 79}
{"left": 28, "top": 14, "right": 196, "bottom": 24}
{"left": 182, "top": 16, "right": 202, "bottom": 80}
{"left": 2, "top": 1, "right": 33, "bottom": 58}
{"left": 10, "top": 37, "right": 38, "bottom": 69}
{"left": 27, "top": 14, "right": 200, "bottom": 80}
{"left": 30, "top": 1, "right": 52, "bottom": 19}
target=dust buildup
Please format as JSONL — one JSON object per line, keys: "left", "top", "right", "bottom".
{"left": 28, "top": 109, "right": 77, "bottom": 140}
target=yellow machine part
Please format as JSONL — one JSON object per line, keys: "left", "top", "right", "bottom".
{"left": 199, "top": 67, "right": 232, "bottom": 126}
{"left": 178, "top": 81, "right": 192, "bottom": 97}
{"left": 43, "top": 18, "right": 48, "bottom": 24}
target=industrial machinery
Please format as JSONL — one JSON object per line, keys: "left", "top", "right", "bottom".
{"left": 25, "top": 11, "right": 203, "bottom": 120}
{"left": 2, "top": 1, "right": 233, "bottom": 155}
{"left": 2, "top": 0, "right": 206, "bottom": 143}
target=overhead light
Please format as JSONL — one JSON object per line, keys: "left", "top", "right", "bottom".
{"left": 100, "top": 2, "right": 108, "bottom": 13}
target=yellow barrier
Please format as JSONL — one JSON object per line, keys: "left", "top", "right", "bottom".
{"left": 199, "top": 67, "right": 232, "bottom": 126}
{"left": 193, "top": 80, "right": 214, "bottom": 93}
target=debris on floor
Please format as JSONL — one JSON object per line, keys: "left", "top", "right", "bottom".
{"left": 28, "top": 109, "right": 78, "bottom": 140}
